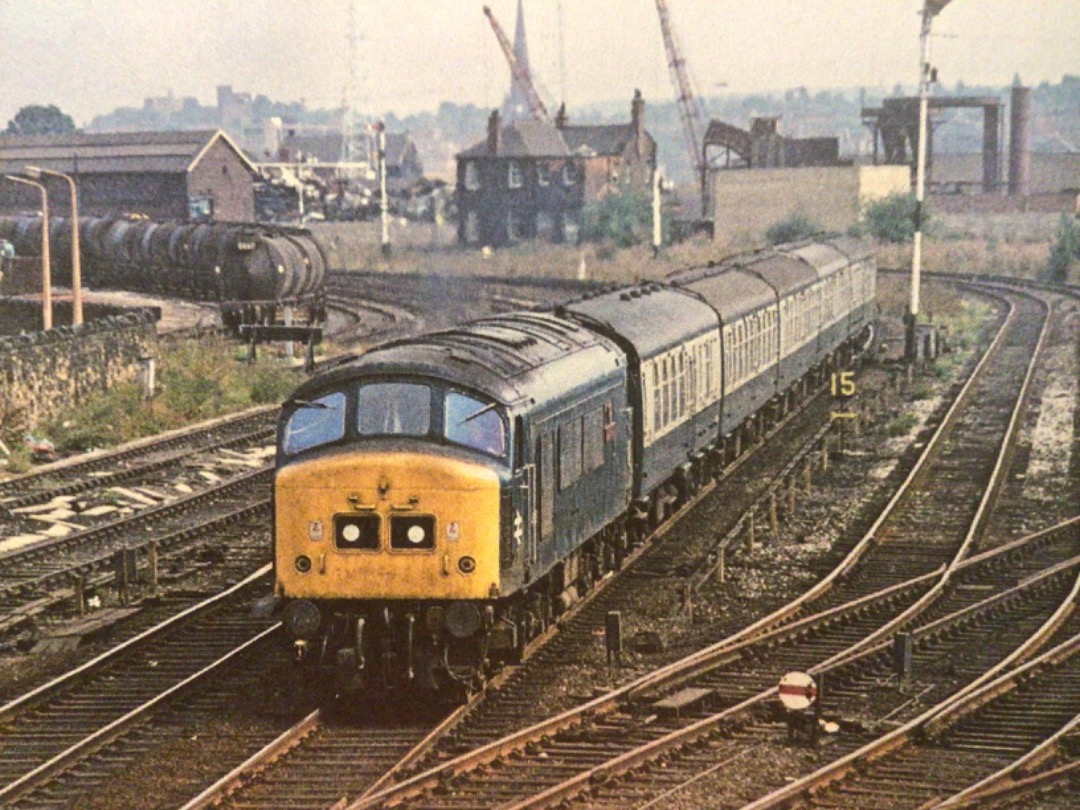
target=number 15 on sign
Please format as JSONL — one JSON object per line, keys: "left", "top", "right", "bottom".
{"left": 831, "top": 371, "right": 855, "bottom": 398}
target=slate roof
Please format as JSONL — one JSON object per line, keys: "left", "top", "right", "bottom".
{"left": 460, "top": 117, "right": 647, "bottom": 160}
{"left": 459, "top": 119, "right": 570, "bottom": 159}
{"left": 0, "top": 129, "right": 257, "bottom": 176}
{"left": 561, "top": 124, "right": 637, "bottom": 157}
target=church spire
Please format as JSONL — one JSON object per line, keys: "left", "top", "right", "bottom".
{"left": 501, "top": 0, "right": 532, "bottom": 122}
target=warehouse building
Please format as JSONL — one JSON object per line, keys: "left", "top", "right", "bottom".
{"left": 0, "top": 129, "right": 258, "bottom": 221}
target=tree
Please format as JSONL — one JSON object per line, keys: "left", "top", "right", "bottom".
{"left": 858, "top": 192, "right": 930, "bottom": 244}
{"left": 1044, "top": 215, "right": 1080, "bottom": 283}
{"left": 765, "top": 211, "right": 822, "bottom": 245}
{"left": 6, "top": 104, "right": 76, "bottom": 136}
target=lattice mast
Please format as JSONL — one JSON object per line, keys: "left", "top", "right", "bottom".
{"left": 339, "top": 0, "right": 372, "bottom": 171}
{"left": 655, "top": 0, "right": 707, "bottom": 191}
{"left": 483, "top": 5, "right": 551, "bottom": 123}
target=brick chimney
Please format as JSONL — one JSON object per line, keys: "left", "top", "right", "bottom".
{"left": 631, "top": 89, "right": 645, "bottom": 144}
{"left": 487, "top": 110, "right": 501, "bottom": 155}
{"left": 555, "top": 103, "right": 567, "bottom": 129}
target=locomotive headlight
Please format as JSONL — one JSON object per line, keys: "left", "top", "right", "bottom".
{"left": 283, "top": 599, "right": 321, "bottom": 640}
{"left": 457, "top": 556, "right": 476, "bottom": 574}
{"left": 294, "top": 555, "right": 312, "bottom": 573}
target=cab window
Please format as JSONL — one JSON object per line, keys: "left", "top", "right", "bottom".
{"left": 445, "top": 392, "right": 507, "bottom": 457}
{"left": 356, "top": 382, "right": 431, "bottom": 436}
{"left": 282, "top": 391, "right": 347, "bottom": 455}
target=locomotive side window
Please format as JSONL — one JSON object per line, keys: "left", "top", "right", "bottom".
{"left": 558, "top": 418, "right": 582, "bottom": 490}
{"left": 357, "top": 382, "right": 431, "bottom": 437}
{"left": 445, "top": 392, "right": 507, "bottom": 457}
{"left": 282, "top": 391, "right": 346, "bottom": 455}
{"left": 582, "top": 407, "right": 605, "bottom": 472}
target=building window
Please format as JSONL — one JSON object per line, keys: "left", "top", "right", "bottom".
{"left": 537, "top": 164, "right": 551, "bottom": 186}
{"left": 562, "top": 163, "right": 578, "bottom": 186}
{"left": 464, "top": 161, "right": 480, "bottom": 191}
{"left": 508, "top": 160, "right": 524, "bottom": 189}
{"left": 507, "top": 209, "right": 527, "bottom": 242}
{"left": 464, "top": 210, "right": 480, "bottom": 243}
{"left": 188, "top": 196, "right": 213, "bottom": 222}
{"left": 562, "top": 210, "right": 581, "bottom": 244}
{"left": 536, "top": 211, "right": 555, "bottom": 240}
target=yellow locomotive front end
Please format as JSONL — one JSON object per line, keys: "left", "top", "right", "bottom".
{"left": 275, "top": 450, "right": 501, "bottom": 601}
{"left": 273, "top": 377, "right": 516, "bottom": 696}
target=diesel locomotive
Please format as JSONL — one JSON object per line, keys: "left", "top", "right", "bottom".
{"left": 273, "top": 235, "right": 876, "bottom": 696}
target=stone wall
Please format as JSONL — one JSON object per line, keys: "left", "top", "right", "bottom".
{"left": 0, "top": 305, "right": 159, "bottom": 441}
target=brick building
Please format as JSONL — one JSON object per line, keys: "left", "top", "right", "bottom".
{"left": 0, "top": 129, "right": 258, "bottom": 221}
{"left": 456, "top": 91, "right": 657, "bottom": 246}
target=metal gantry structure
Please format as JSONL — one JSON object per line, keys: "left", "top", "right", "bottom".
{"left": 483, "top": 5, "right": 551, "bottom": 123}
{"left": 654, "top": 0, "right": 707, "bottom": 209}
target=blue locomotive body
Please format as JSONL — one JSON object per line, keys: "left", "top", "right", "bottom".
{"left": 273, "top": 236, "right": 875, "bottom": 695}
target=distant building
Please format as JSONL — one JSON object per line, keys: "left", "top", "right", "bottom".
{"left": 0, "top": 129, "right": 258, "bottom": 221}
{"left": 456, "top": 91, "right": 657, "bottom": 246}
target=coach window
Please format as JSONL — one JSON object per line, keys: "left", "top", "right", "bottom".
{"left": 651, "top": 363, "right": 661, "bottom": 433}
{"left": 357, "top": 382, "right": 431, "bottom": 437}
{"left": 282, "top": 391, "right": 347, "bottom": 455}
{"left": 445, "top": 392, "right": 507, "bottom": 457}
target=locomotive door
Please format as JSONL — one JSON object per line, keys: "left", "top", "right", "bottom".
{"left": 520, "top": 462, "right": 538, "bottom": 566}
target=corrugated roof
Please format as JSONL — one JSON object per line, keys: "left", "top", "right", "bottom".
{"left": 0, "top": 129, "right": 257, "bottom": 176}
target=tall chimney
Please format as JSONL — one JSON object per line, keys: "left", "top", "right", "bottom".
{"left": 1008, "top": 86, "right": 1031, "bottom": 197}
{"left": 631, "top": 89, "right": 645, "bottom": 144}
{"left": 487, "top": 110, "right": 501, "bottom": 155}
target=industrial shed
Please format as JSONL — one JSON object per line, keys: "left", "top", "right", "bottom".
{"left": 0, "top": 129, "right": 258, "bottom": 222}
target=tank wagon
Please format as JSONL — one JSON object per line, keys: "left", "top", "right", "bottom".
{"left": 272, "top": 235, "right": 876, "bottom": 697}
{"left": 0, "top": 215, "right": 326, "bottom": 331}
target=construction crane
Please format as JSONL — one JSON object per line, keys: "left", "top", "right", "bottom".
{"left": 483, "top": 5, "right": 551, "bottom": 123}
{"left": 654, "top": 0, "right": 708, "bottom": 209}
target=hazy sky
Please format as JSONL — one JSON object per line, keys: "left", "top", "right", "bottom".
{"left": 2, "top": 1, "right": 1077, "bottom": 127}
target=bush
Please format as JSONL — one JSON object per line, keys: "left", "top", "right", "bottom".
{"left": 1043, "top": 215, "right": 1080, "bottom": 282}
{"left": 580, "top": 192, "right": 656, "bottom": 248}
{"left": 764, "top": 211, "right": 822, "bottom": 245}
{"left": 39, "top": 337, "right": 299, "bottom": 454}
{"left": 859, "top": 192, "right": 932, "bottom": 244}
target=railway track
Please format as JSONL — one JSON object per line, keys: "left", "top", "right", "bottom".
{"left": 164, "top": 340, "right": 876, "bottom": 810}
{"left": 0, "top": 569, "right": 279, "bottom": 808}
{"left": 0, "top": 466, "right": 273, "bottom": 642}
{"left": 743, "top": 576, "right": 1080, "bottom": 810}
{"left": 0, "top": 407, "right": 276, "bottom": 516}
{"left": 340, "top": 283, "right": 1056, "bottom": 808}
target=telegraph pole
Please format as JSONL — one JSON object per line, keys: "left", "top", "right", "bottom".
{"left": 376, "top": 123, "right": 391, "bottom": 257}
{"left": 907, "top": 0, "right": 953, "bottom": 360}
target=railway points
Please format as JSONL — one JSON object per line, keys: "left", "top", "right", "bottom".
{"left": 0, "top": 274, "right": 1075, "bottom": 810}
